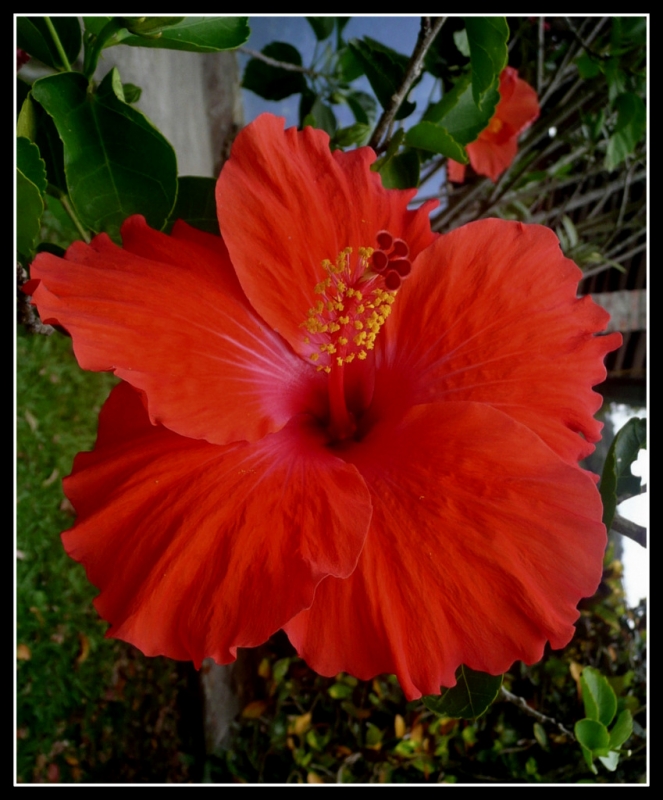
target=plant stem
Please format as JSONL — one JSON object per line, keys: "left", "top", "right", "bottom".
{"left": 44, "top": 17, "right": 72, "bottom": 72}
{"left": 369, "top": 16, "right": 446, "bottom": 151}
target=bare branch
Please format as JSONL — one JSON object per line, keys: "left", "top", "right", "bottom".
{"left": 611, "top": 513, "right": 647, "bottom": 548}
{"left": 369, "top": 16, "right": 446, "bottom": 151}
{"left": 500, "top": 687, "right": 575, "bottom": 740}
{"left": 239, "top": 46, "right": 321, "bottom": 78}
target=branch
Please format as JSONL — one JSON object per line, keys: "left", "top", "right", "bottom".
{"left": 500, "top": 687, "right": 575, "bottom": 740}
{"left": 611, "top": 513, "right": 647, "bottom": 548}
{"left": 368, "top": 16, "right": 446, "bottom": 150}
{"left": 238, "top": 46, "right": 321, "bottom": 78}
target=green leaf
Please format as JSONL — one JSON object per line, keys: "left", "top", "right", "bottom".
{"left": 328, "top": 682, "right": 353, "bottom": 700}
{"left": 303, "top": 97, "right": 337, "bottom": 136}
{"left": 348, "top": 38, "right": 415, "bottom": 120}
{"left": 32, "top": 69, "right": 178, "bottom": 241}
{"left": 16, "top": 16, "right": 81, "bottom": 70}
{"left": 17, "top": 138, "right": 47, "bottom": 196}
{"left": 405, "top": 121, "right": 468, "bottom": 162}
{"left": 376, "top": 150, "right": 420, "bottom": 190}
{"left": 17, "top": 169, "right": 44, "bottom": 262}
{"left": 119, "top": 17, "right": 250, "bottom": 52}
{"left": 453, "top": 29, "right": 470, "bottom": 57}
{"left": 122, "top": 83, "right": 142, "bottom": 104}
{"left": 306, "top": 17, "right": 335, "bottom": 41}
{"left": 424, "top": 72, "right": 500, "bottom": 146}
{"left": 17, "top": 93, "right": 37, "bottom": 142}
{"left": 422, "top": 666, "right": 503, "bottom": 719}
{"left": 331, "top": 122, "right": 371, "bottom": 148}
{"left": 243, "top": 42, "right": 307, "bottom": 101}
{"left": 337, "top": 47, "right": 364, "bottom": 83}
{"left": 609, "top": 709, "right": 633, "bottom": 750}
{"left": 345, "top": 90, "right": 377, "bottom": 125}
{"left": 606, "top": 92, "right": 646, "bottom": 171}
{"left": 580, "top": 667, "right": 617, "bottom": 727}
{"left": 576, "top": 51, "right": 601, "bottom": 79}
{"left": 464, "top": 17, "right": 509, "bottom": 110}
{"left": 575, "top": 718, "right": 611, "bottom": 756}
{"left": 120, "top": 17, "right": 185, "bottom": 36}
{"left": 168, "top": 177, "right": 219, "bottom": 235}
{"left": 600, "top": 417, "right": 646, "bottom": 530}
{"left": 31, "top": 95, "right": 67, "bottom": 194}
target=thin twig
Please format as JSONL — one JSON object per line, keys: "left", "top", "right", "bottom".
{"left": 368, "top": 16, "right": 446, "bottom": 151}
{"left": 500, "top": 687, "right": 575, "bottom": 740}
{"left": 238, "top": 46, "right": 321, "bottom": 78}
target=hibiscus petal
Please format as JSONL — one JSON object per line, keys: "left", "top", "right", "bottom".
{"left": 63, "top": 382, "right": 372, "bottom": 666}
{"left": 373, "top": 219, "right": 622, "bottom": 465}
{"left": 446, "top": 159, "right": 467, "bottom": 184}
{"left": 216, "top": 113, "right": 437, "bottom": 357}
{"left": 28, "top": 216, "right": 326, "bottom": 445}
{"left": 467, "top": 135, "right": 519, "bottom": 183}
{"left": 495, "top": 66, "right": 540, "bottom": 140}
{"left": 285, "top": 401, "right": 606, "bottom": 700}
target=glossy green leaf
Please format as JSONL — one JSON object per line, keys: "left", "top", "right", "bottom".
{"left": 306, "top": 17, "right": 335, "bottom": 41}
{"left": 609, "top": 709, "right": 633, "bottom": 750}
{"left": 424, "top": 72, "right": 500, "bottom": 146}
{"left": 17, "top": 169, "right": 44, "bottom": 262}
{"left": 376, "top": 150, "right": 420, "bottom": 190}
{"left": 345, "top": 90, "right": 376, "bottom": 125}
{"left": 168, "top": 177, "right": 219, "bottom": 236}
{"left": 464, "top": 17, "right": 509, "bottom": 109}
{"left": 32, "top": 69, "right": 178, "bottom": 241}
{"left": 580, "top": 667, "right": 617, "bottom": 727}
{"left": 600, "top": 417, "right": 646, "bottom": 530}
{"left": 575, "top": 718, "right": 611, "bottom": 756}
{"left": 422, "top": 666, "right": 503, "bottom": 719}
{"left": 348, "top": 38, "right": 415, "bottom": 120}
{"left": 405, "top": 121, "right": 467, "bottom": 162}
{"left": 17, "top": 138, "right": 47, "bottom": 196}
{"left": 243, "top": 42, "right": 307, "bottom": 101}
{"left": 606, "top": 92, "right": 646, "bottom": 171}
{"left": 120, "top": 17, "right": 250, "bottom": 52}
{"left": 17, "top": 16, "right": 81, "bottom": 70}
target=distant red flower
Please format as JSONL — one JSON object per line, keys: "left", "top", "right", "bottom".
{"left": 27, "top": 114, "right": 620, "bottom": 699}
{"left": 16, "top": 48, "right": 30, "bottom": 71}
{"left": 448, "top": 66, "right": 540, "bottom": 183}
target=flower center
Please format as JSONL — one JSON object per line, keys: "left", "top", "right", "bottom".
{"left": 486, "top": 116, "right": 504, "bottom": 135}
{"left": 301, "top": 230, "right": 412, "bottom": 440}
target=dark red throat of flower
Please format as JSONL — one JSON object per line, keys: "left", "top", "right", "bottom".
{"left": 301, "top": 230, "right": 412, "bottom": 441}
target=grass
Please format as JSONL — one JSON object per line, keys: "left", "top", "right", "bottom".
{"left": 16, "top": 329, "right": 199, "bottom": 783}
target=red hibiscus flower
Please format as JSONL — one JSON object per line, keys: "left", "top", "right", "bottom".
{"left": 448, "top": 66, "right": 540, "bottom": 184}
{"left": 27, "top": 114, "right": 620, "bottom": 700}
